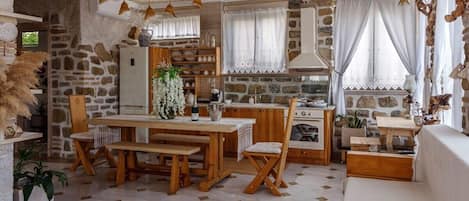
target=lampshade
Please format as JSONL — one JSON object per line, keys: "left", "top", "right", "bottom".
{"left": 119, "top": 0, "right": 130, "bottom": 15}
{"left": 165, "top": 2, "right": 176, "bottom": 17}
{"left": 144, "top": 5, "right": 156, "bottom": 20}
{"left": 403, "top": 75, "right": 417, "bottom": 93}
{"left": 193, "top": 0, "right": 202, "bottom": 8}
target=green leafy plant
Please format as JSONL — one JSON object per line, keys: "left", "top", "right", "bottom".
{"left": 14, "top": 148, "right": 68, "bottom": 201}
{"left": 156, "top": 64, "right": 181, "bottom": 81}
{"left": 337, "top": 111, "right": 366, "bottom": 128}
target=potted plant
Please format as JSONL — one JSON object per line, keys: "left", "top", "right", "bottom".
{"left": 14, "top": 148, "right": 68, "bottom": 201}
{"left": 337, "top": 111, "right": 367, "bottom": 148}
{"left": 0, "top": 52, "right": 48, "bottom": 139}
{"left": 152, "top": 64, "right": 185, "bottom": 119}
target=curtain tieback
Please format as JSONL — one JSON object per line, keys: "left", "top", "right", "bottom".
{"left": 333, "top": 69, "right": 344, "bottom": 76}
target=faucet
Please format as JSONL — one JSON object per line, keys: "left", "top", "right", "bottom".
{"left": 254, "top": 88, "right": 259, "bottom": 104}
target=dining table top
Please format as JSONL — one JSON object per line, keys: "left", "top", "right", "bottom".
{"left": 90, "top": 114, "right": 256, "bottom": 133}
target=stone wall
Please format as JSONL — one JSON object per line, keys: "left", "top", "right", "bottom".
{"left": 224, "top": 77, "right": 328, "bottom": 104}
{"left": 49, "top": 17, "right": 120, "bottom": 157}
{"left": 462, "top": 3, "right": 469, "bottom": 135}
{"left": 345, "top": 91, "right": 408, "bottom": 123}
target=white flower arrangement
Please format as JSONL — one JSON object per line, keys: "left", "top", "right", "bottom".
{"left": 152, "top": 64, "right": 185, "bottom": 119}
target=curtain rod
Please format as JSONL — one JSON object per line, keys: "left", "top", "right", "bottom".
{"left": 223, "top": 1, "right": 288, "bottom": 12}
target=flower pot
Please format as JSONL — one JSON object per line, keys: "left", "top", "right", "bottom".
{"left": 341, "top": 127, "right": 366, "bottom": 148}
{"left": 14, "top": 187, "right": 54, "bottom": 201}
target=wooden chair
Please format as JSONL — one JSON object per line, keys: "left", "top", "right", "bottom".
{"left": 69, "top": 95, "right": 116, "bottom": 176}
{"left": 242, "top": 98, "right": 297, "bottom": 196}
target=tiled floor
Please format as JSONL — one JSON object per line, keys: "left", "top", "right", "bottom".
{"left": 48, "top": 161, "right": 346, "bottom": 201}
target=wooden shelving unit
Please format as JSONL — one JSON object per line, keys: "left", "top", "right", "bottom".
{"left": 169, "top": 47, "right": 222, "bottom": 101}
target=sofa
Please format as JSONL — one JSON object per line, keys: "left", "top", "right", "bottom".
{"left": 344, "top": 125, "right": 469, "bottom": 201}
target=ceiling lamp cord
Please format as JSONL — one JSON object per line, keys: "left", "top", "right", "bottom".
{"left": 193, "top": 0, "right": 202, "bottom": 8}
{"left": 144, "top": 0, "right": 156, "bottom": 20}
{"left": 165, "top": 0, "right": 176, "bottom": 17}
{"left": 118, "top": 0, "right": 130, "bottom": 15}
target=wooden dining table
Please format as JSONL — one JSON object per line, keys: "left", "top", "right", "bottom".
{"left": 90, "top": 114, "right": 256, "bottom": 191}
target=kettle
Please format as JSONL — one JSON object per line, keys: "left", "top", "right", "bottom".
{"left": 139, "top": 28, "right": 153, "bottom": 47}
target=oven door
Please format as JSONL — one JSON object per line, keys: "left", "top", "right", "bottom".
{"left": 289, "top": 119, "right": 324, "bottom": 150}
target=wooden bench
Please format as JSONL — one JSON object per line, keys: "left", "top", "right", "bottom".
{"left": 150, "top": 133, "right": 211, "bottom": 170}
{"left": 106, "top": 142, "right": 200, "bottom": 194}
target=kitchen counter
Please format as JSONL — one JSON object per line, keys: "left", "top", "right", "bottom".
{"left": 192, "top": 103, "right": 336, "bottom": 110}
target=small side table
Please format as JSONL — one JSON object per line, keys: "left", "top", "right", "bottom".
{"left": 376, "top": 117, "right": 420, "bottom": 152}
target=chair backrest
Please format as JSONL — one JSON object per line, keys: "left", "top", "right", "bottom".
{"left": 69, "top": 95, "right": 89, "bottom": 134}
{"left": 275, "top": 98, "right": 297, "bottom": 185}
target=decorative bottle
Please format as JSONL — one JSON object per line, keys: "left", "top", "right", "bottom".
{"left": 191, "top": 96, "right": 199, "bottom": 121}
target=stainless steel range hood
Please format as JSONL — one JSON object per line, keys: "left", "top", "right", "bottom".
{"left": 288, "top": 7, "right": 329, "bottom": 70}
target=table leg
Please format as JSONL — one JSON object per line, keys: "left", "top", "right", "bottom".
{"left": 386, "top": 129, "right": 393, "bottom": 152}
{"left": 199, "top": 133, "right": 232, "bottom": 192}
{"left": 120, "top": 127, "right": 138, "bottom": 181}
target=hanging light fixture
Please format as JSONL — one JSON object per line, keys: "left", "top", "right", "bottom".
{"left": 165, "top": 1, "right": 176, "bottom": 17}
{"left": 99, "top": 0, "right": 108, "bottom": 4}
{"left": 193, "top": 0, "right": 202, "bottom": 8}
{"left": 119, "top": 0, "right": 130, "bottom": 15}
{"left": 398, "top": 0, "right": 410, "bottom": 5}
{"left": 144, "top": 0, "right": 156, "bottom": 20}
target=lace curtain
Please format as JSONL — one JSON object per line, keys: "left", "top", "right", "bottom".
{"left": 343, "top": 4, "right": 409, "bottom": 90}
{"left": 149, "top": 16, "right": 200, "bottom": 40}
{"left": 223, "top": 8, "right": 287, "bottom": 74}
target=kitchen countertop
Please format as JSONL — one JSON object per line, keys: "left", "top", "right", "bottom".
{"left": 192, "top": 103, "right": 336, "bottom": 110}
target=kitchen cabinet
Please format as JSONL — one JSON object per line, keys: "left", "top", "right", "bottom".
{"left": 222, "top": 107, "right": 284, "bottom": 156}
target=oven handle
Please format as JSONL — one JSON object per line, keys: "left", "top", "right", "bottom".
{"left": 292, "top": 118, "right": 323, "bottom": 122}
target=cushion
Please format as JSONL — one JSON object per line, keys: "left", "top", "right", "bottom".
{"left": 344, "top": 177, "right": 433, "bottom": 201}
{"left": 245, "top": 142, "right": 282, "bottom": 154}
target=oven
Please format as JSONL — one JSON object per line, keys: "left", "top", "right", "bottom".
{"left": 287, "top": 109, "right": 324, "bottom": 150}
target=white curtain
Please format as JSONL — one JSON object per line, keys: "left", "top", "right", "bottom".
{"left": 223, "top": 8, "right": 287, "bottom": 74}
{"left": 433, "top": 0, "right": 464, "bottom": 130}
{"left": 150, "top": 16, "right": 200, "bottom": 40}
{"left": 332, "top": 0, "right": 372, "bottom": 115}
{"left": 376, "top": 0, "right": 423, "bottom": 99}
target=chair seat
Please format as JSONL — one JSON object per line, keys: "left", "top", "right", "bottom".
{"left": 70, "top": 132, "right": 93, "bottom": 141}
{"left": 245, "top": 142, "right": 283, "bottom": 154}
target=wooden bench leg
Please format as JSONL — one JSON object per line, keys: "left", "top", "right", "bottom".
{"left": 127, "top": 151, "right": 137, "bottom": 181}
{"left": 105, "top": 148, "right": 116, "bottom": 168}
{"left": 169, "top": 155, "right": 180, "bottom": 195}
{"left": 181, "top": 156, "right": 191, "bottom": 187}
{"left": 116, "top": 150, "right": 127, "bottom": 185}
{"left": 73, "top": 140, "right": 95, "bottom": 176}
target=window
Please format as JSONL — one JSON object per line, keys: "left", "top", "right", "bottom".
{"left": 149, "top": 16, "right": 200, "bottom": 40}
{"left": 223, "top": 8, "right": 287, "bottom": 74}
{"left": 22, "top": 32, "right": 39, "bottom": 48}
{"left": 343, "top": 7, "right": 408, "bottom": 90}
